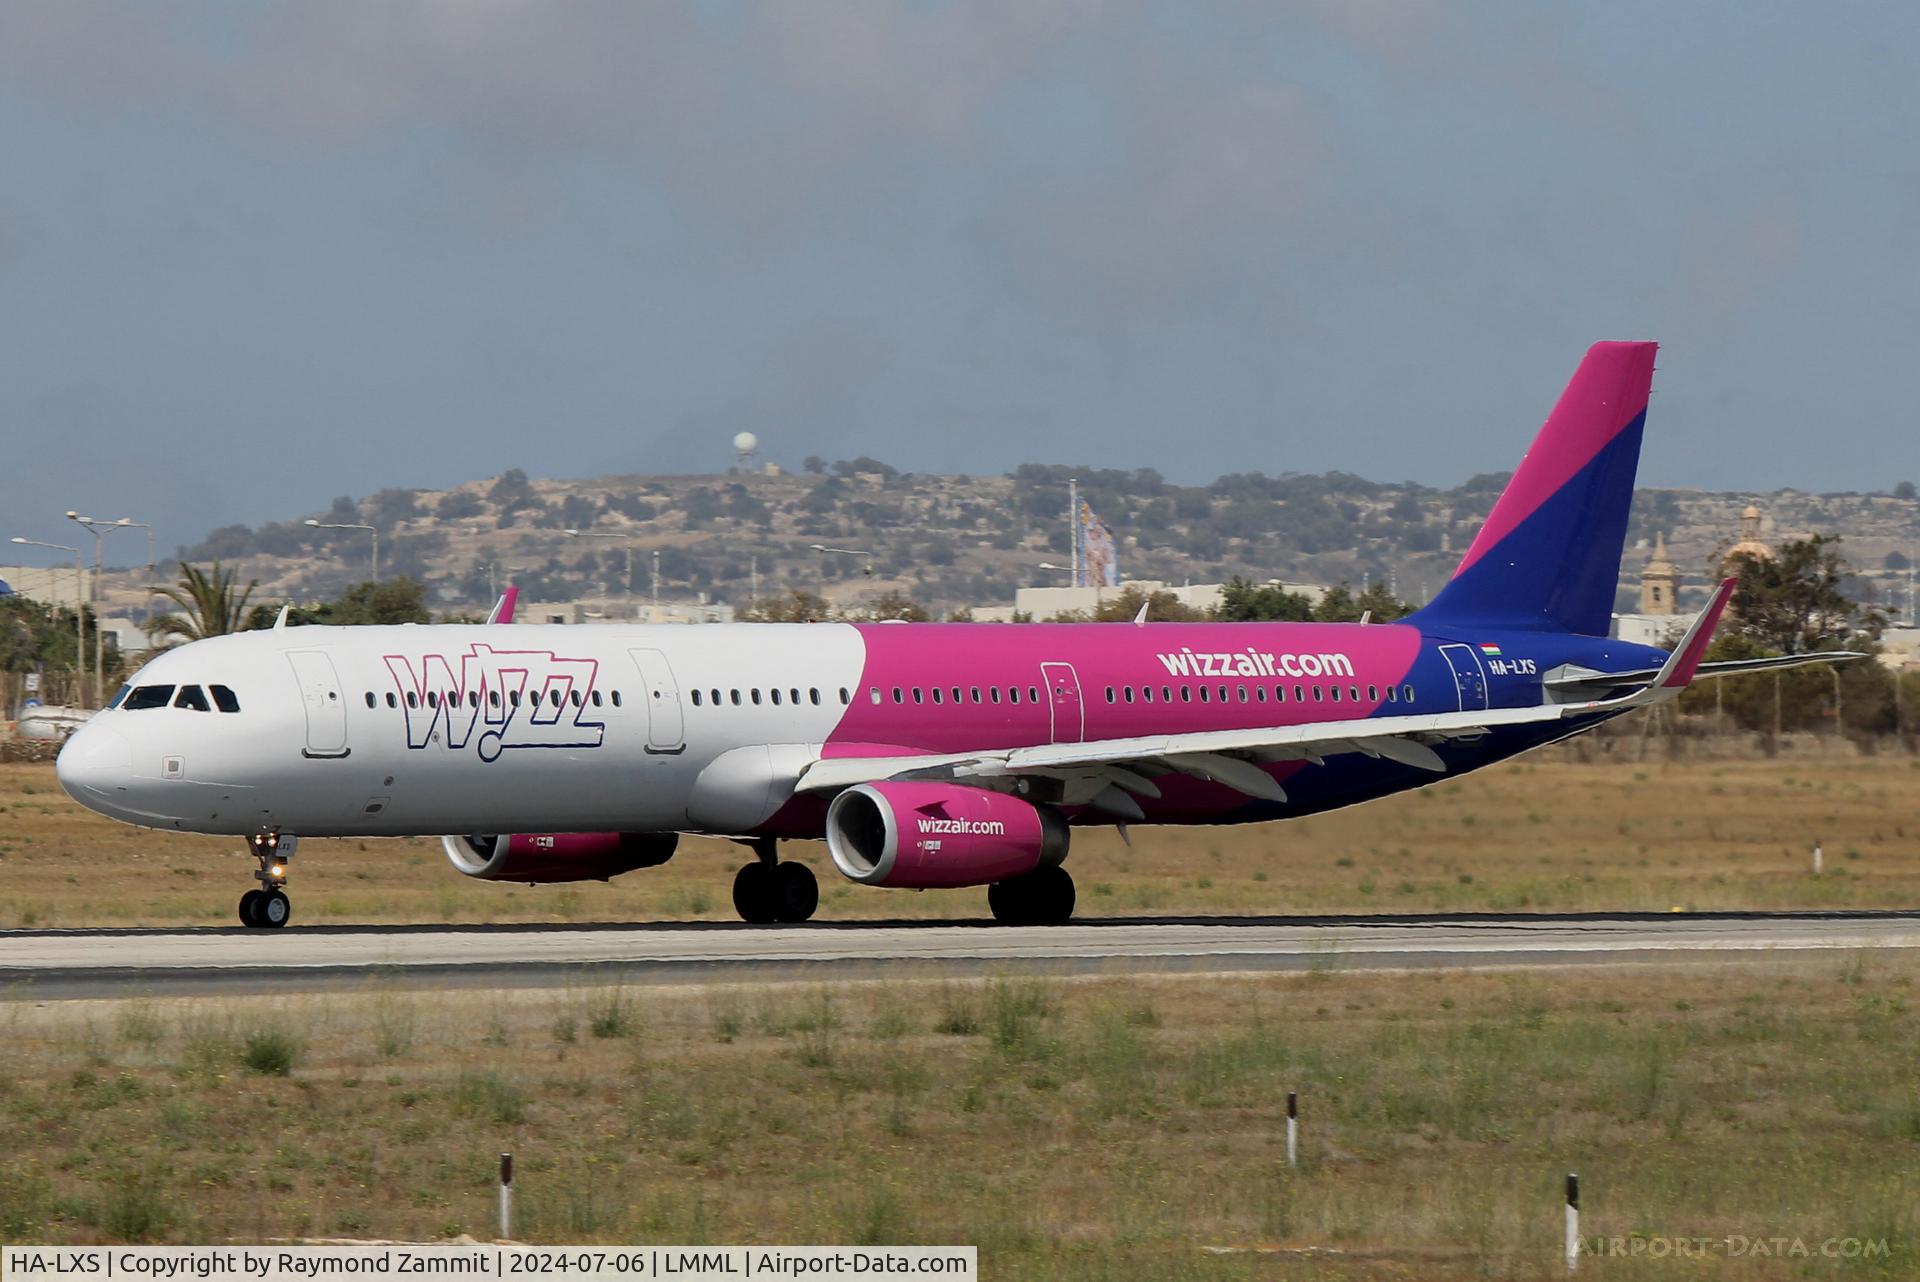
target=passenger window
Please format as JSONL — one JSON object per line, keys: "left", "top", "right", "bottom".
{"left": 1181, "top": 686, "right": 1192, "bottom": 703}
{"left": 551, "top": 690, "right": 563, "bottom": 708}
{"left": 590, "top": 690, "right": 602, "bottom": 706}
{"left": 952, "top": 687, "right": 962, "bottom": 704}
{"left": 211, "top": 684, "right": 240, "bottom": 713}
{"left": 1198, "top": 686, "right": 1209, "bottom": 703}
{"left": 1272, "top": 685, "right": 1283, "bottom": 703}
{"left": 1349, "top": 685, "right": 1360, "bottom": 702}
{"left": 731, "top": 690, "right": 742, "bottom": 706}
{"left": 406, "top": 691, "right": 419, "bottom": 709}
{"left": 108, "top": 684, "right": 130, "bottom": 709}
{"left": 838, "top": 688, "right": 850, "bottom": 705}
{"left": 870, "top": 687, "right": 882, "bottom": 705}
{"left": 1294, "top": 684, "right": 1304, "bottom": 702}
{"left": 385, "top": 692, "right": 398, "bottom": 709}
{"left": 489, "top": 690, "right": 501, "bottom": 708}
{"left": 1008, "top": 687, "right": 1019, "bottom": 705}
{"left": 892, "top": 687, "right": 903, "bottom": 704}
{"left": 990, "top": 687, "right": 1001, "bottom": 704}
{"left": 913, "top": 688, "right": 924, "bottom": 704}
{"left": 1386, "top": 686, "right": 1397, "bottom": 703}
{"left": 811, "top": 689, "right": 823, "bottom": 706}
{"left": 1161, "top": 686, "right": 1172, "bottom": 702}
{"left": 1123, "top": 686, "right": 1134, "bottom": 704}
{"left": 971, "top": 687, "right": 981, "bottom": 703}
{"left": 570, "top": 690, "right": 582, "bottom": 707}
{"left": 711, "top": 689, "right": 721, "bottom": 706}
{"left": 931, "top": 688, "right": 942, "bottom": 705}
{"left": 427, "top": 691, "right": 440, "bottom": 709}
{"left": 509, "top": 691, "right": 521, "bottom": 707}
{"left": 1312, "top": 686, "right": 1323, "bottom": 702}
{"left": 1368, "top": 685, "right": 1378, "bottom": 702}
{"left": 1105, "top": 687, "right": 1115, "bottom": 704}
{"left": 692, "top": 690, "right": 703, "bottom": 707}
{"left": 125, "top": 685, "right": 175, "bottom": 710}
{"left": 1237, "top": 685, "right": 1247, "bottom": 703}
{"left": 1256, "top": 686, "right": 1267, "bottom": 703}
{"left": 791, "top": 688, "right": 801, "bottom": 705}
{"left": 1142, "top": 686, "right": 1153, "bottom": 703}
{"left": 770, "top": 689, "right": 782, "bottom": 706}
{"left": 751, "top": 689, "right": 762, "bottom": 705}
{"left": 612, "top": 691, "right": 623, "bottom": 707}
{"left": 1403, "top": 684, "right": 1414, "bottom": 702}
{"left": 174, "top": 685, "right": 211, "bottom": 712}
{"left": 1330, "top": 686, "right": 1341, "bottom": 703}
{"left": 1029, "top": 686, "right": 1039, "bottom": 703}
{"left": 364, "top": 692, "right": 376, "bottom": 709}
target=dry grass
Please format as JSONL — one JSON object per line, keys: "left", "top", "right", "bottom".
{"left": 0, "top": 961, "right": 1914, "bottom": 1278}
{"left": 3, "top": 745, "right": 1918, "bottom": 927}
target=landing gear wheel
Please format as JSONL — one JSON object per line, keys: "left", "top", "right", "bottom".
{"left": 733, "top": 862, "right": 780, "bottom": 924}
{"left": 989, "top": 866, "right": 1075, "bottom": 926}
{"left": 258, "top": 890, "right": 291, "bottom": 929}
{"left": 239, "top": 889, "right": 265, "bottom": 927}
{"left": 773, "top": 862, "right": 819, "bottom": 923}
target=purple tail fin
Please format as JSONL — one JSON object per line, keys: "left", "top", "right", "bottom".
{"left": 1413, "top": 341, "right": 1658, "bottom": 635}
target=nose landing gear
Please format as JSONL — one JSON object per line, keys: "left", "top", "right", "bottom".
{"left": 239, "top": 829, "right": 294, "bottom": 929}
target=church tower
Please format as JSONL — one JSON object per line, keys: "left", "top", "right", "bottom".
{"left": 1639, "top": 531, "right": 1679, "bottom": 615}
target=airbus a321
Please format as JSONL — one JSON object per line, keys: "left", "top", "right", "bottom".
{"left": 56, "top": 343, "right": 1856, "bottom": 927}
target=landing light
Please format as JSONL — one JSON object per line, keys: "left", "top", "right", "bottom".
{"left": 270, "top": 865, "right": 285, "bottom": 878}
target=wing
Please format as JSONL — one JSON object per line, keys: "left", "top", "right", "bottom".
{"left": 797, "top": 584, "right": 1738, "bottom": 818}
{"left": 1545, "top": 650, "right": 1867, "bottom": 698}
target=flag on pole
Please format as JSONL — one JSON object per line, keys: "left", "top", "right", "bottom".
{"left": 1075, "top": 500, "right": 1120, "bottom": 588}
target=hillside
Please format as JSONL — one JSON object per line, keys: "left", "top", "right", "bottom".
{"left": 124, "top": 460, "right": 1920, "bottom": 620}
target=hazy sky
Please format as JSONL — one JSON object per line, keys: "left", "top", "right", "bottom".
{"left": 3, "top": 1, "right": 1917, "bottom": 564}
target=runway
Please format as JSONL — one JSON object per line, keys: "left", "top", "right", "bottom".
{"left": 3, "top": 910, "right": 1918, "bottom": 998}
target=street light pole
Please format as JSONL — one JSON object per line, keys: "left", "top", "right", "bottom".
{"left": 304, "top": 520, "right": 379, "bottom": 581}
{"left": 564, "top": 529, "right": 634, "bottom": 617}
{"left": 11, "top": 538, "right": 85, "bottom": 704}
{"left": 67, "top": 512, "right": 141, "bottom": 707}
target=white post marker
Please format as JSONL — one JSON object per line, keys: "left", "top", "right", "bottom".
{"left": 1285, "top": 1091, "right": 1298, "bottom": 1168}
{"left": 1813, "top": 840, "right": 1823, "bottom": 876}
{"left": 1564, "top": 1173, "right": 1579, "bottom": 1272}
{"left": 499, "top": 1152, "right": 513, "bottom": 1240}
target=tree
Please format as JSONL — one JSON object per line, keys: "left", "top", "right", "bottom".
{"left": 847, "top": 591, "right": 930, "bottom": 622}
{"left": 1725, "top": 535, "right": 1881, "bottom": 655}
{"left": 148, "top": 562, "right": 258, "bottom": 644}
{"left": 741, "top": 590, "right": 834, "bottom": 622}
{"left": 1086, "top": 585, "right": 1205, "bottom": 623}
{"left": 1311, "top": 582, "right": 1412, "bottom": 623}
{"left": 1213, "top": 576, "right": 1314, "bottom": 622}
{"left": 1894, "top": 481, "right": 1916, "bottom": 501}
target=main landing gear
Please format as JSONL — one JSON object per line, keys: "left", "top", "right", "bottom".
{"left": 988, "top": 865, "right": 1075, "bottom": 926}
{"left": 238, "top": 829, "right": 293, "bottom": 929}
{"left": 733, "top": 838, "right": 819, "bottom": 924}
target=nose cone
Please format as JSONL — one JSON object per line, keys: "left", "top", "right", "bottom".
{"left": 57, "top": 723, "right": 134, "bottom": 813}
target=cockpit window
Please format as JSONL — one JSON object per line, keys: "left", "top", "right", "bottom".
{"left": 124, "top": 684, "right": 175, "bottom": 710}
{"left": 210, "top": 684, "right": 240, "bottom": 713}
{"left": 107, "top": 684, "right": 131, "bottom": 710}
{"left": 174, "top": 685, "right": 211, "bottom": 712}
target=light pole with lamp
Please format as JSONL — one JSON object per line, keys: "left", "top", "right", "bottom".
{"left": 10, "top": 537, "right": 85, "bottom": 706}
{"left": 564, "top": 529, "right": 634, "bottom": 617}
{"left": 303, "top": 519, "right": 379, "bottom": 581}
{"left": 66, "top": 512, "right": 143, "bottom": 707}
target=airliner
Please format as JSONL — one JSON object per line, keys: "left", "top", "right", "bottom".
{"left": 55, "top": 342, "right": 1856, "bottom": 928}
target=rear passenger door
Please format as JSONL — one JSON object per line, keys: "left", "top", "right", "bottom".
{"left": 628, "top": 648, "right": 686, "bottom": 754}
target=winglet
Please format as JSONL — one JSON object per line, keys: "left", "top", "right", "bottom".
{"left": 1133, "top": 598, "right": 1149, "bottom": 627}
{"left": 486, "top": 587, "right": 518, "bottom": 625}
{"left": 1660, "top": 577, "right": 1735, "bottom": 688}
{"left": 272, "top": 603, "right": 291, "bottom": 630}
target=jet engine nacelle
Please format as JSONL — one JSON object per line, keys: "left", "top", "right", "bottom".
{"left": 824, "top": 782, "right": 1069, "bottom": 889}
{"left": 441, "top": 831, "right": 678, "bottom": 884}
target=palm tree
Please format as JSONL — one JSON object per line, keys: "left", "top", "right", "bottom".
{"left": 147, "top": 562, "right": 258, "bottom": 644}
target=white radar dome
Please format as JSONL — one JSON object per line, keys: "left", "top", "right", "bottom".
{"left": 732, "top": 432, "right": 759, "bottom": 454}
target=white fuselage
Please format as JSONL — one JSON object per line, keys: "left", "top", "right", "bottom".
{"left": 57, "top": 623, "right": 864, "bottom": 837}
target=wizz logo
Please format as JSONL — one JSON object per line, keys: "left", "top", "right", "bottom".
{"left": 384, "top": 644, "right": 605, "bottom": 763}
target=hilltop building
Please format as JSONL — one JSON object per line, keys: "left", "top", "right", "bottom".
{"left": 971, "top": 579, "right": 1328, "bottom": 623}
